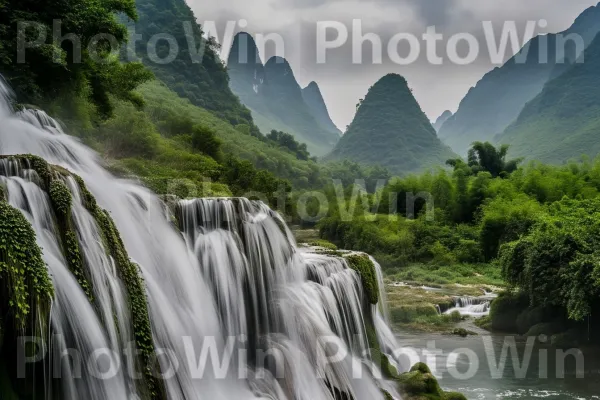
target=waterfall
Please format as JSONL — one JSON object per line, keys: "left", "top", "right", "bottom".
{"left": 444, "top": 296, "right": 492, "bottom": 317}
{"left": 0, "top": 79, "right": 403, "bottom": 399}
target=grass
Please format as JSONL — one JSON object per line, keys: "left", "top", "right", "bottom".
{"left": 385, "top": 263, "right": 504, "bottom": 287}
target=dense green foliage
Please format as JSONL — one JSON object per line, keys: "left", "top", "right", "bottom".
{"left": 0, "top": 0, "right": 152, "bottom": 117}
{"left": 0, "top": 201, "right": 53, "bottom": 324}
{"left": 326, "top": 74, "right": 456, "bottom": 174}
{"left": 266, "top": 130, "right": 312, "bottom": 161}
{"left": 447, "top": 142, "right": 521, "bottom": 178}
{"left": 499, "top": 198, "right": 600, "bottom": 321}
{"left": 320, "top": 141, "right": 600, "bottom": 339}
{"left": 227, "top": 33, "right": 340, "bottom": 156}
{"left": 132, "top": 0, "right": 256, "bottom": 130}
{"left": 345, "top": 254, "right": 379, "bottom": 304}
{"left": 499, "top": 31, "right": 600, "bottom": 163}
{"left": 438, "top": 4, "right": 600, "bottom": 155}
{"left": 320, "top": 142, "right": 600, "bottom": 270}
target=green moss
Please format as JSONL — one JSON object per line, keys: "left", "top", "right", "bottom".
{"left": 381, "top": 390, "right": 394, "bottom": 400}
{"left": 72, "top": 175, "right": 97, "bottom": 210}
{"left": 0, "top": 155, "right": 52, "bottom": 188}
{"left": 448, "top": 328, "right": 476, "bottom": 337}
{"left": 489, "top": 291, "right": 529, "bottom": 332}
{"left": 308, "top": 240, "right": 338, "bottom": 250}
{"left": 0, "top": 201, "right": 53, "bottom": 324}
{"left": 371, "top": 349, "right": 399, "bottom": 379}
{"left": 394, "top": 363, "right": 468, "bottom": 400}
{"left": 0, "top": 183, "right": 5, "bottom": 201}
{"left": 64, "top": 230, "right": 93, "bottom": 302}
{"left": 91, "top": 208, "right": 161, "bottom": 398}
{"left": 474, "top": 315, "right": 492, "bottom": 331}
{"left": 49, "top": 179, "right": 72, "bottom": 216}
{"left": 398, "top": 369, "right": 442, "bottom": 397}
{"left": 345, "top": 253, "right": 379, "bottom": 304}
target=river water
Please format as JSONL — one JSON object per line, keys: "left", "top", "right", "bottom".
{"left": 396, "top": 325, "right": 600, "bottom": 399}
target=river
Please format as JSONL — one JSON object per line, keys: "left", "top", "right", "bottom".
{"left": 395, "top": 324, "right": 600, "bottom": 399}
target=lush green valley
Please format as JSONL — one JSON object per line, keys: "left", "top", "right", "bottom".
{"left": 319, "top": 142, "right": 600, "bottom": 342}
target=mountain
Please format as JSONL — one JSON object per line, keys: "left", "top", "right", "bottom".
{"left": 302, "top": 82, "right": 343, "bottom": 136}
{"left": 326, "top": 74, "right": 456, "bottom": 174}
{"left": 438, "top": 3, "right": 600, "bottom": 155}
{"left": 433, "top": 110, "right": 453, "bottom": 132}
{"left": 133, "top": 0, "right": 258, "bottom": 133}
{"left": 497, "top": 32, "right": 600, "bottom": 163}
{"left": 227, "top": 33, "right": 340, "bottom": 156}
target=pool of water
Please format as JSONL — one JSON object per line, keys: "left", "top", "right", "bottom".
{"left": 395, "top": 326, "right": 600, "bottom": 399}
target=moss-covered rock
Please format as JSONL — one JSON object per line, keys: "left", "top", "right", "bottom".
{"left": 489, "top": 291, "right": 529, "bottom": 332}
{"left": 64, "top": 230, "right": 93, "bottom": 301}
{"left": 398, "top": 364, "right": 442, "bottom": 397}
{"left": 449, "top": 328, "right": 476, "bottom": 337}
{"left": 308, "top": 240, "right": 338, "bottom": 250}
{"left": 0, "top": 155, "right": 52, "bottom": 188}
{"left": 49, "top": 179, "right": 72, "bottom": 217}
{"left": 0, "top": 201, "right": 54, "bottom": 324}
{"left": 344, "top": 253, "right": 379, "bottom": 304}
{"left": 395, "top": 363, "right": 468, "bottom": 400}
{"left": 90, "top": 207, "right": 162, "bottom": 399}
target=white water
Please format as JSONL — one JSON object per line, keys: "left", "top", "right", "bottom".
{"left": 0, "top": 80, "right": 403, "bottom": 399}
{"left": 444, "top": 296, "right": 492, "bottom": 317}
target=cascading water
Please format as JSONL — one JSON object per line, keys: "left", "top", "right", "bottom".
{"left": 0, "top": 78, "right": 404, "bottom": 399}
{"left": 444, "top": 296, "right": 492, "bottom": 317}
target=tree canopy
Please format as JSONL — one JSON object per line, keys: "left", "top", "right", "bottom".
{"left": 0, "top": 0, "right": 152, "bottom": 116}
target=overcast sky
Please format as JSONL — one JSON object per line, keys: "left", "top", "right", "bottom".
{"left": 187, "top": 0, "right": 599, "bottom": 130}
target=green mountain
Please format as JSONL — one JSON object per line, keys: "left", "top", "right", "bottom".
{"left": 326, "top": 74, "right": 456, "bottom": 174}
{"left": 438, "top": 3, "right": 600, "bottom": 155}
{"left": 497, "top": 32, "right": 600, "bottom": 163}
{"left": 132, "top": 0, "right": 258, "bottom": 133}
{"left": 227, "top": 33, "right": 340, "bottom": 156}
{"left": 433, "top": 110, "right": 453, "bottom": 132}
{"left": 302, "top": 82, "right": 343, "bottom": 137}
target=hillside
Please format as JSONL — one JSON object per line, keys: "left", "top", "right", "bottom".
{"left": 227, "top": 33, "right": 340, "bottom": 156}
{"left": 326, "top": 74, "right": 456, "bottom": 174}
{"left": 133, "top": 0, "right": 259, "bottom": 133}
{"left": 497, "top": 32, "right": 600, "bottom": 163}
{"left": 438, "top": 3, "right": 600, "bottom": 155}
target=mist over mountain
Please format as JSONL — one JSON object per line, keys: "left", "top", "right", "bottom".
{"left": 433, "top": 110, "right": 453, "bottom": 132}
{"left": 438, "top": 2, "right": 600, "bottom": 155}
{"left": 302, "top": 82, "right": 343, "bottom": 137}
{"left": 326, "top": 74, "right": 456, "bottom": 174}
{"left": 227, "top": 33, "right": 340, "bottom": 156}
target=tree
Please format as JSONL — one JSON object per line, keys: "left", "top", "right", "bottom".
{"left": 191, "top": 125, "right": 222, "bottom": 161}
{"left": 0, "top": 0, "right": 152, "bottom": 116}
{"left": 447, "top": 142, "right": 522, "bottom": 178}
